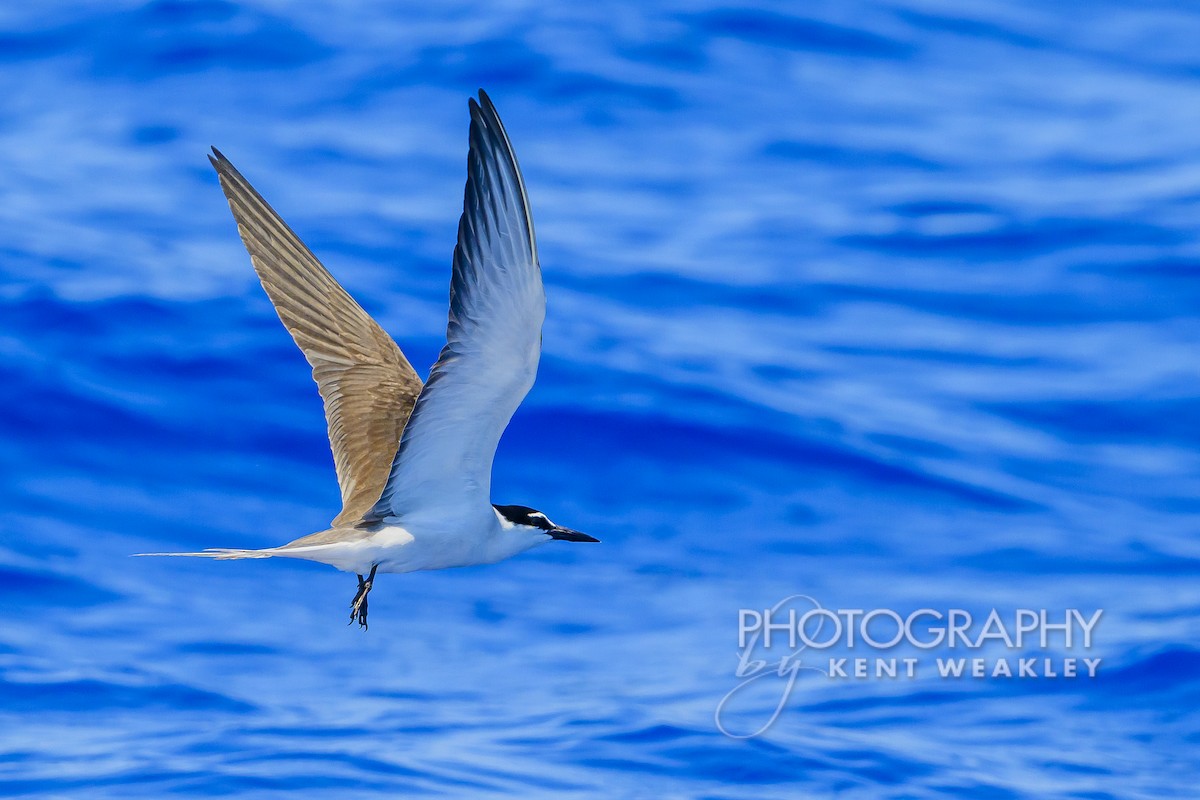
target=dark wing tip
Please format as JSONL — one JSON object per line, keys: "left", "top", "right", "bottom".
{"left": 459, "top": 88, "right": 537, "bottom": 266}
{"left": 207, "top": 149, "right": 255, "bottom": 200}
{"left": 208, "top": 147, "right": 236, "bottom": 179}
{"left": 471, "top": 90, "right": 502, "bottom": 132}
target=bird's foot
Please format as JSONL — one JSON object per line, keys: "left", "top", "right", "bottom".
{"left": 349, "top": 564, "right": 378, "bottom": 630}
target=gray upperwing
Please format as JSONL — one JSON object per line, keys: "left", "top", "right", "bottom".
{"left": 209, "top": 148, "right": 424, "bottom": 526}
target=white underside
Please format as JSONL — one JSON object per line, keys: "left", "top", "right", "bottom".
{"left": 276, "top": 526, "right": 485, "bottom": 574}
{"left": 140, "top": 510, "right": 554, "bottom": 575}
{"left": 284, "top": 516, "right": 551, "bottom": 573}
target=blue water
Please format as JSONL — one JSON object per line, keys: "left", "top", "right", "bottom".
{"left": 2, "top": 1, "right": 1199, "bottom": 797}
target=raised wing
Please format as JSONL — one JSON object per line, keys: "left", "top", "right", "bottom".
{"left": 209, "top": 149, "right": 423, "bottom": 527}
{"left": 367, "top": 90, "right": 543, "bottom": 521}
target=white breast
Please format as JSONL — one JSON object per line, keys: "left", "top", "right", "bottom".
{"left": 270, "top": 507, "right": 550, "bottom": 575}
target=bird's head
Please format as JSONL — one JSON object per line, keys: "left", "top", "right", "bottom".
{"left": 493, "top": 504, "right": 600, "bottom": 543}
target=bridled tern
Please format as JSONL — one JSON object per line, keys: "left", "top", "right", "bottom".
{"left": 140, "top": 90, "right": 598, "bottom": 628}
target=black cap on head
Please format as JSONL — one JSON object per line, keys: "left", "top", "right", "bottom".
{"left": 493, "top": 504, "right": 600, "bottom": 542}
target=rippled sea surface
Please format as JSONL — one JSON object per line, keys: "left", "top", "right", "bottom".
{"left": 2, "top": 2, "right": 1200, "bottom": 797}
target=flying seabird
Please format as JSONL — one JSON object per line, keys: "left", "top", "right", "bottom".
{"left": 140, "top": 90, "right": 598, "bottom": 628}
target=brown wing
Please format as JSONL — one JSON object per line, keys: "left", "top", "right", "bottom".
{"left": 208, "top": 148, "right": 423, "bottom": 527}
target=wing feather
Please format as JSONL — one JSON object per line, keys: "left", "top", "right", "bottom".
{"left": 209, "top": 150, "right": 423, "bottom": 526}
{"left": 368, "top": 91, "right": 542, "bottom": 521}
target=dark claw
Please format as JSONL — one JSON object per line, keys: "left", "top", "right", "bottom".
{"left": 348, "top": 564, "right": 378, "bottom": 630}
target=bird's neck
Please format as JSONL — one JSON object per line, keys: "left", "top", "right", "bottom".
{"left": 483, "top": 515, "right": 550, "bottom": 563}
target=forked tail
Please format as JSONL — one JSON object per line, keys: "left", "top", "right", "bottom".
{"left": 133, "top": 548, "right": 276, "bottom": 560}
